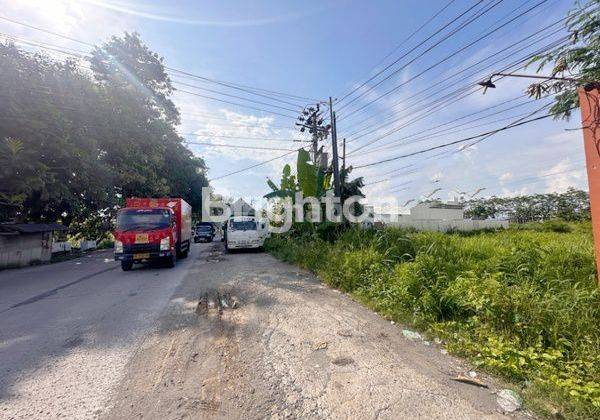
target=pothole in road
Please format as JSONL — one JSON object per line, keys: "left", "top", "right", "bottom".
{"left": 63, "top": 334, "right": 84, "bottom": 349}
{"left": 204, "top": 246, "right": 226, "bottom": 263}
{"left": 332, "top": 356, "right": 354, "bottom": 366}
{"left": 196, "top": 290, "right": 239, "bottom": 316}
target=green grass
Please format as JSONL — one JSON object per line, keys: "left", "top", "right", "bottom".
{"left": 265, "top": 222, "right": 600, "bottom": 418}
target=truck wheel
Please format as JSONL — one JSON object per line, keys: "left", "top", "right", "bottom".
{"left": 177, "top": 242, "right": 189, "bottom": 259}
{"left": 121, "top": 261, "right": 133, "bottom": 271}
{"left": 166, "top": 253, "right": 176, "bottom": 268}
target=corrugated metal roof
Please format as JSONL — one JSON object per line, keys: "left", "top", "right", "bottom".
{"left": 0, "top": 223, "right": 68, "bottom": 234}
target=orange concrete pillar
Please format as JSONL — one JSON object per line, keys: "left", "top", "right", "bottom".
{"left": 578, "top": 87, "right": 600, "bottom": 285}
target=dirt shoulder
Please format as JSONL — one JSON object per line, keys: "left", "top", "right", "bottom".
{"left": 104, "top": 243, "right": 519, "bottom": 419}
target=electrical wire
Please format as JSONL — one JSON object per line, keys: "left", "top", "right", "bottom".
{"left": 183, "top": 141, "right": 297, "bottom": 151}
{"left": 0, "top": 15, "right": 318, "bottom": 104}
{"left": 350, "top": 99, "right": 541, "bottom": 158}
{"left": 340, "top": 0, "right": 550, "bottom": 120}
{"left": 208, "top": 149, "right": 300, "bottom": 182}
{"left": 336, "top": 0, "right": 458, "bottom": 104}
{"left": 339, "top": 14, "right": 570, "bottom": 137}
{"left": 337, "top": 0, "right": 497, "bottom": 110}
{"left": 182, "top": 132, "right": 309, "bottom": 142}
{"left": 344, "top": 34, "right": 570, "bottom": 156}
{"left": 172, "top": 80, "right": 302, "bottom": 113}
{"left": 354, "top": 107, "right": 563, "bottom": 170}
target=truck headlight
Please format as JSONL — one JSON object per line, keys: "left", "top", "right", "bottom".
{"left": 114, "top": 240, "right": 123, "bottom": 253}
{"left": 160, "top": 236, "right": 171, "bottom": 251}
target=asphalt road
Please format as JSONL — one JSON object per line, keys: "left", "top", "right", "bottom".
{"left": 0, "top": 247, "right": 194, "bottom": 418}
{"left": 1, "top": 242, "right": 516, "bottom": 419}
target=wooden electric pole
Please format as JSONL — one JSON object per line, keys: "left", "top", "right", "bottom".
{"left": 329, "top": 97, "right": 341, "bottom": 198}
{"left": 342, "top": 137, "right": 346, "bottom": 174}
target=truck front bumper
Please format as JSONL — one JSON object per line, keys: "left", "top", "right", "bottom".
{"left": 227, "top": 242, "right": 262, "bottom": 249}
{"left": 114, "top": 250, "right": 173, "bottom": 262}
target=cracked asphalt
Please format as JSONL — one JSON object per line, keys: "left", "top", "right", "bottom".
{"left": 1, "top": 242, "right": 516, "bottom": 419}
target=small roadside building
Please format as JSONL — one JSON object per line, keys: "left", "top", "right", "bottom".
{"left": 229, "top": 199, "right": 256, "bottom": 217}
{"left": 0, "top": 223, "right": 67, "bottom": 268}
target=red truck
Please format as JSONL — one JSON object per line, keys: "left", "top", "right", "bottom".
{"left": 113, "top": 198, "right": 192, "bottom": 271}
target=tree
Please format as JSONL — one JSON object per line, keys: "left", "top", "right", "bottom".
{"left": 0, "top": 35, "right": 209, "bottom": 234}
{"left": 528, "top": 1, "right": 600, "bottom": 119}
{"left": 463, "top": 189, "right": 590, "bottom": 222}
{"left": 89, "top": 32, "right": 179, "bottom": 124}
{"left": 339, "top": 166, "right": 365, "bottom": 218}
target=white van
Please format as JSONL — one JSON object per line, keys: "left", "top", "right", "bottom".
{"left": 225, "top": 216, "right": 267, "bottom": 251}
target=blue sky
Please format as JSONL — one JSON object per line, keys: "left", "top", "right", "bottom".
{"left": 0, "top": 0, "right": 589, "bottom": 211}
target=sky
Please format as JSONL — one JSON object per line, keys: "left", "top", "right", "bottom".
{"left": 0, "top": 0, "right": 590, "bottom": 212}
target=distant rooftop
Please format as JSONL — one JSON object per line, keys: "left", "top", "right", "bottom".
{"left": 0, "top": 222, "right": 67, "bottom": 235}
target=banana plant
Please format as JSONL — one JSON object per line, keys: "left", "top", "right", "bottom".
{"left": 264, "top": 149, "right": 331, "bottom": 200}
{"left": 264, "top": 163, "right": 297, "bottom": 199}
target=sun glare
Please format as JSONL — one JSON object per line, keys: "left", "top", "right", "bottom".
{"left": 15, "top": 0, "right": 85, "bottom": 34}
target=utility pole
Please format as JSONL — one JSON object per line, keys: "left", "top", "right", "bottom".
{"left": 296, "top": 104, "right": 328, "bottom": 166}
{"left": 579, "top": 85, "right": 600, "bottom": 286}
{"left": 310, "top": 110, "right": 319, "bottom": 165}
{"left": 342, "top": 138, "right": 346, "bottom": 174}
{"left": 329, "top": 97, "right": 341, "bottom": 198}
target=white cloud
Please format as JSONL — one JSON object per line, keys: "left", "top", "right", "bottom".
{"left": 499, "top": 172, "right": 513, "bottom": 182}
{"left": 539, "top": 159, "right": 586, "bottom": 193}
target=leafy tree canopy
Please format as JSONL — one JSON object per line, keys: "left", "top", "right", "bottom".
{"left": 0, "top": 34, "right": 208, "bottom": 239}
{"left": 464, "top": 188, "right": 590, "bottom": 222}
{"left": 528, "top": 1, "right": 600, "bottom": 118}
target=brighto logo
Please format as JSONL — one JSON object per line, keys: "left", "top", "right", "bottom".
{"left": 200, "top": 187, "right": 390, "bottom": 233}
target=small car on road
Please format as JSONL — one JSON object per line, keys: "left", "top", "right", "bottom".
{"left": 194, "top": 222, "right": 215, "bottom": 243}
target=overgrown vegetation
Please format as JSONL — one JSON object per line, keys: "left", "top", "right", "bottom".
{"left": 266, "top": 222, "right": 600, "bottom": 418}
{"left": 0, "top": 33, "right": 209, "bottom": 238}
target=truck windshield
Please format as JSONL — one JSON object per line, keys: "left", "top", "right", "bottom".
{"left": 117, "top": 209, "right": 171, "bottom": 231}
{"left": 230, "top": 221, "right": 256, "bottom": 231}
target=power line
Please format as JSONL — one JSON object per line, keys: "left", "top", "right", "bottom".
{"left": 166, "top": 68, "right": 317, "bottom": 104}
{"left": 340, "top": 0, "right": 550, "bottom": 120}
{"left": 171, "top": 77, "right": 306, "bottom": 109}
{"left": 338, "top": 14, "right": 570, "bottom": 137}
{"left": 336, "top": 0, "right": 458, "bottom": 104}
{"left": 173, "top": 89, "right": 298, "bottom": 119}
{"left": 339, "top": 0, "right": 496, "bottom": 110}
{"left": 0, "top": 34, "right": 304, "bottom": 121}
{"left": 350, "top": 98, "right": 541, "bottom": 158}
{"left": 343, "top": 34, "right": 569, "bottom": 156}
{"left": 0, "top": 15, "right": 318, "bottom": 105}
{"left": 172, "top": 80, "right": 301, "bottom": 113}
{"left": 183, "top": 141, "right": 297, "bottom": 151}
{"left": 182, "top": 132, "right": 308, "bottom": 142}
{"left": 354, "top": 109, "right": 561, "bottom": 170}
{"left": 209, "top": 149, "right": 299, "bottom": 182}
{"left": 177, "top": 113, "right": 296, "bottom": 130}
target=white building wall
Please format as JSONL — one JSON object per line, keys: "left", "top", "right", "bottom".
{"left": 409, "top": 204, "right": 464, "bottom": 220}
{"left": 0, "top": 232, "right": 52, "bottom": 268}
